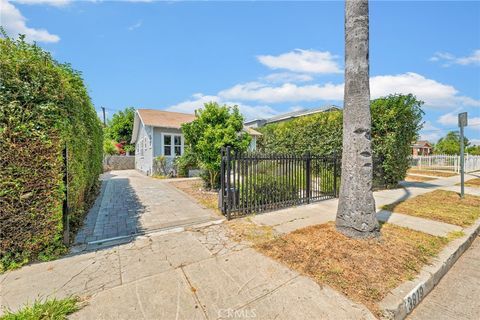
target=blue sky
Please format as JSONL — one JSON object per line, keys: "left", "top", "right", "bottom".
{"left": 1, "top": 0, "right": 479, "bottom": 144}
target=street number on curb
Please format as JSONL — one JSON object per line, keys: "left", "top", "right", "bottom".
{"left": 404, "top": 282, "right": 425, "bottom": 314}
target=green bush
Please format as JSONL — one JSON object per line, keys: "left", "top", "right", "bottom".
{"left": 258, "top": 94, "right": 424, "bottom": 187}
{"left": 174, "top": 148, "right": 198, "bottom": 177}
{"left": 0, "top": 35, "right": 103, "bottom": 271}
{"left": 182, "top": 102, "right": 251, "bottom": 189}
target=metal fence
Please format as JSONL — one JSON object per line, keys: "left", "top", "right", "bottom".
{"left": 220, "top": 147, "right": 340, "bottom": 219}
{"left": 410, "top": 154, "right": 480, "bottom": 173}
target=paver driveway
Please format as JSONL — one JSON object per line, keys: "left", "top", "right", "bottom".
{"left": 74, "top": 170, "right": 221, "bottom": 246}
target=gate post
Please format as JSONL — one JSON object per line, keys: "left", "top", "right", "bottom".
{"left": 62, "top": 144, "right": 70, "bottom": 246}
{"left": 305, "top": 152, "right": 311, "bottom": 204}
{"left": 220, "top": 147, "right": 226, "bottom": 215}
{"left": 225, "top": 146, "right": 232, "bottom": 220}
{"left": 333, "top": 154, "right": 338, "bottom": 197}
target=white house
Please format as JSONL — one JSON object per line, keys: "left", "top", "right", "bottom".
{"left": 131, "top": 109, "right": 261, "bottom": 175}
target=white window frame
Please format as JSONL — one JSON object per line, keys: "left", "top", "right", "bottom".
{"left": 163, "top": 134, "right": 183, "bottom": 157}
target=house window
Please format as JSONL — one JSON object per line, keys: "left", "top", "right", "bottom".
{"left": 164, "top": 134, "right": 182, "bottom": 156}
{"left": 174, "top": 135, "right": 182, "bottom": 156}
{"left": 164, "top": 135, "right": 172, "bottom": 156}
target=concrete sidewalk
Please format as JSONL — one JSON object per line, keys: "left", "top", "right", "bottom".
{"left": 0, "top": 224, "right": 375, "bottom": 319}
{"left": 408, "top": 235, "right": 480, "bottom": 320}
{"left": 251, "top": 174, "right": 478, "bottom": 237}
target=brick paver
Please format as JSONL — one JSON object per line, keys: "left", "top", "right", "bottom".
{"left": 74, "top": 170, "right": 220, "bottom": 245}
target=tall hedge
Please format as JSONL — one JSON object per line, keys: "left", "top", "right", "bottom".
{"left": 258, "top": 94, "right": 424, "bottom": 187}
{"left": 0, "top": 35, "right": 103, "bottom": 270}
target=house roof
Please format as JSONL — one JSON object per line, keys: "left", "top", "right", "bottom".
{"left": 412, "top": 140, "right": 432, "bottom": 148}
{"left": 137, "top": 109, "right": 196, "bottom": 129}
{"left": 131, "top": 108, "right": 262, "bottom": 143}
{"left": 244, "top": 105, "right": 340, "bottom": 127}
{"left": 243, "top": 127, "right": 262, "bottom": 136}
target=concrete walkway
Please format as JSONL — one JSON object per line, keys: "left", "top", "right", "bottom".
{"left": 408, "top": 235, "right": 480, "bottom": 320}
{"left": 251, "top": 173, "right": 479, "bottom": 237}
{"left": 0, "top": 224, "right": 375, "bottom": 319}
{"left": 74, "top": 170, "right": 221, "bottom": 248}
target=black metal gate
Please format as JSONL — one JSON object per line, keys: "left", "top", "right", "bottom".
{"left": 220, "top": 146, "right": 340, "bottom": 219}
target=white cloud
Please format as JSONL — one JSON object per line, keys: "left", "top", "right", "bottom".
{"left": 419, "top": 121, "right": 442, "bottom": 143}
{"left": 12, "top": 0, "right": 70, "bottom": 6}
{"left": 438, "top": 111, "right": 480, "bottom": 126}
{"left": 0, "top": 0, "right": 60, "bottom": 42}
{"left": 128, "top": 20, "right": 142, "bottom": 31}
{"left": 470, "top": 139, "right": 480, "bottom": 146}
{"left": 165, "top": 93, "right": 278, "bottom": 121}
{"left": 218, "top": 72, "right": 479, "bottom": 108}
{"left": 430, "top": 49, "right": 480, "bottom": 66}
{"left": 219, "top": 81, "right": 343, "bottom": 103}
{"left": 262, "top": 72, "right": 314, "bottom": 83}
{"left": 370, "top": 72, "right": 480, "bottom": 108}
{"left": 257, "top": 49, "right": 342, "bottom": 74}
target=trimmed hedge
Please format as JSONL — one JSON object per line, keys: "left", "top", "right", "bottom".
{"left": 258, "top": 94, "right": 424, "bottom": 187}
{"left": 0, "top": 36, "right": 103, "bottom": 270}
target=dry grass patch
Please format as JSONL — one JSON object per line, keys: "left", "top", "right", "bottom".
{"left": 256, "top": 223, "right": 448, "bottom": 315}
{"left": 170, "top": 179, "right": 220, "bottom": 213}
{"left": 404, "top": 175, "right": 436, "bottom": 182}
{"left": 464, "top": 178, "right": 480, "bottom": 188}
{"left": 383, "top": 190, "right": 480, "bottom": 227}
{"left": 407, "top": 169, "right": 457, "bottom": 177}
{"left": 227, "top": 218, "right": 277, "bottom": 245}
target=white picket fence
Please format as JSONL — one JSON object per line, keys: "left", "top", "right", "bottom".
{"left": 410, "top": 154, "right": 480, "bottom": 173}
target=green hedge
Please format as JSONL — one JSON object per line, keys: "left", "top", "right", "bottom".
{"left": 258, "top": 94, "right": 424, "bottom": 187}
{"left": 0, "top": 35, "right": 103, "bottom": 271}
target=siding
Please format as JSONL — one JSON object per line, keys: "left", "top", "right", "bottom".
{"left": 135, "top": 123, "right": 154, "bottom": 175}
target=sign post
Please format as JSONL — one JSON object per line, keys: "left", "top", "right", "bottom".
{"left": 458, "top": 112, "right": 468, "bottom": 198}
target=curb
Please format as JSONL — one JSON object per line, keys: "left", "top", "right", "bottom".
{"left": 379, "top": 218, "right": 480, "bottom": 319}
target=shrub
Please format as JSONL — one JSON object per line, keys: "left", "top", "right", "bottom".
{"left": 258, "top": 94, "right": 424, "bottom": 187}
{"left": 0, "top": 35, "right": 103, "bottom": 271}
{"left": 153, "top": 155, "right": 168, "bottom": 176}
{"left": 182, "top": 102, "right": 251, "bottom": 189}
{"left": 174, "top": 148, "right": 198, "bottom": 177}
{"left": 103, "top": 138, "right": 118, "bottom": 155}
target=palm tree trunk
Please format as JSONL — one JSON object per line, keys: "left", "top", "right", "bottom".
{"left": 336, "top": 0, "right": 380, "bottom": 238}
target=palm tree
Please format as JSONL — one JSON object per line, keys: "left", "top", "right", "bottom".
{"left": 336, "top": 0, "right": 380, "bottom": 238}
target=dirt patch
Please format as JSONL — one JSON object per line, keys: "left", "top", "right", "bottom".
{"left": 464, "top": 178, "right": 480, "bottom": 188}
{"left": 407, "top": 169, "right": 457, "bottom": 177}
{"left": 170, "top": 179, "right": 220, "bottom": 214}
{"left": 383, "top": 190, "right": 480, "bottom": 227}
{"left": 404, "top": 175, "right": 436, "bottom": 182}
{"left": 227, "top": 218, "right": 277, "bottom": 245}
{"left": 256, "top": 222, "right": 448, "bottom": 315}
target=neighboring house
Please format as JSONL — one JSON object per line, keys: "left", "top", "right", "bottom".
{"left": 244, "top": 105, "right": 340, "bottom": 128}
{"left": 131, "top": 109, "right": 261, "bottom": 175}
{"left": 411, "top": 140, "right": 433, "bottom": 156}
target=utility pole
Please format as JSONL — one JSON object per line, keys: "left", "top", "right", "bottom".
{"left": 458, "top": 112, "right": 468, "bottom": 198}
{"left": 101, "top": 107, "right": 106, "bottom": 127}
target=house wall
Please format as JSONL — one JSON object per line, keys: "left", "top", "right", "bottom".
{"left": 153, "top": 127, "right": 184, "bottom": 174}
{"left": 135, "top": 123, "right": 154, "bottom": 175}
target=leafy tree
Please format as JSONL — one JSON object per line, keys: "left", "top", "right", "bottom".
{"left": 182, "top": 102, "right": 251, "bottom": 189}
{"left": 467, "top": 145, "right": 480, "bottom": 155}
{"left": 336, "top": 0, "right": 379, "bottom": 238}
{"left": 106, "top": 107, "right": 135, "bottom": 149}
{"left": 434, "top": 131, "right": 470, "bottom": 155}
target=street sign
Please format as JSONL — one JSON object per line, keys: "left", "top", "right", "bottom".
{"left": 458, "top": 112, "right": 468, "bottom": 127}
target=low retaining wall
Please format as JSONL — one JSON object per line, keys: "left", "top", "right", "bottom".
{"left": 103, "top": 155, "right": 135, "bottom": 171}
